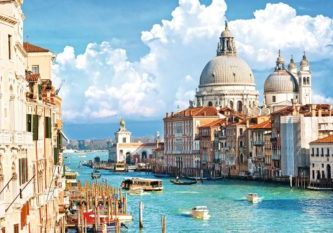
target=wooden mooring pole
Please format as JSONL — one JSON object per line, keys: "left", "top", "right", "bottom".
{"left": 161, "top": 215, "right": 166, "bottom": 233}
{"left": 139, "top": 201, "right": 144, "bottom": 229}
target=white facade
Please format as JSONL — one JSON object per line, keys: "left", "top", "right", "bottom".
{"left": 309, "top": 141, "right": 333, "bottom": 182}
{"left": 195, "top": 22, "right": 259, "bottom": 112}
{"left": 280, "top": 114, "right": 333, "bottom": 177}
{"left": 264, "top": 52, "right": 312, "bottom": 111}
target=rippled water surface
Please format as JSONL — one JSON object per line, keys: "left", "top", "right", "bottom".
{"left": 65, "top": 151, "right": 333, "bottom": 233}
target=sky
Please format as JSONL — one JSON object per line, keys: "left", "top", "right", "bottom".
{"left": 22, "top": 0, "right": 333, "bottom": 125}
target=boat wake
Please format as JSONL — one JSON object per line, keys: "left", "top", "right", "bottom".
{"left": 174, "top": 191, "right": 199, "bottom": 194}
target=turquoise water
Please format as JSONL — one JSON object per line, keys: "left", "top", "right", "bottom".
{"left": 66, "top": 151, "right": 333, "bottom": 233}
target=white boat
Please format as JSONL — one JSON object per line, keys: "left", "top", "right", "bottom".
{"left": 246, "top": 193, "right": 261, "bottom": 203}
{"left": 191, "top": 206, "right": 209, "bottom": 219}
{"left": 127, "top": 188, "right": 144, "bottom": 196}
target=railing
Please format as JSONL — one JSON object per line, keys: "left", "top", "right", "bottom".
{"left": 0, "top": 130, "right": 33, "bottom": 146}
{"left": 252, "top": 140, "right": 264, "bottom": 146}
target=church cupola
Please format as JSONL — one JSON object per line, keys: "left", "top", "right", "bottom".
{"left": 216, "top": 21, "right": 237, "bottom": 56}
{"left": 300, "top": 51, "right": 310, "bottom": 71}
{"left": 288, "top": 55, "right": 297, "bottom": 74}
{"left": 275, "top": 50, "right": 285, "bottom": 70}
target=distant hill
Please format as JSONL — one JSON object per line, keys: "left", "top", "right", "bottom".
{"left": 63, "top": 120, "right": 163, "bottom": 140}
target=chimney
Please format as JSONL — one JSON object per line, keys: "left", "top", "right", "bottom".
{"left": 171, "top": 112, "right": 174, "bottom": 116}
{"left": 311, "top": 105, "right": 316, "bottom": 117}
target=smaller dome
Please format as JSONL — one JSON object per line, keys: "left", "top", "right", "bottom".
{"left": 264, "top": 70, "right": 298, "bottom": 93}
{"left": 220, "top": 21, "right": 233, "bottom": 38}
{"left": 300, "top": 54, "right": 309, "bottom": 67}
{"left": 288, "top": 56, "right": 296, "bottom": 70}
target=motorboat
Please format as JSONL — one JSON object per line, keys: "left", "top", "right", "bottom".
{"left": 246, "top": 193, "right": 261, "bottom": 203}
{"left": 170, "top": 179, "right": 197, "bottom": 185}
{"left": 127, "top": 188, "right": 144, "bottom": 196}
{"left": 91, "top": 170, "right": 101, "bottom": 179}
{"left": 191, "top": 206, "right": 209, "bottom": 219}
{"left": 114, "top": 162, "right": 126, "bottom": 172}
{"left": 121, "top": 178, "right": 163, "bottom": 191}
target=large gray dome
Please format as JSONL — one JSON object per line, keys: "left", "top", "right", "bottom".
{"left": 199, "top": 56, "right": 255, "bottom": 87}
{"left": 264, "top": 70, "right": 298, "bottom": 93}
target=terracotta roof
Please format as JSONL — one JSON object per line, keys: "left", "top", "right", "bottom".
{"left": 168, "top": 106, "right": 218, "bottom": 118}
{"left": 23, "top": 42, "right": 49, "bottom": 53}
{"left": 26, "top": 73, "right": 40, "bottom": 82}
{"left": 249, "top": 120, "right": 272, "bottom": 129}
{"left": 200, "top": 119, "right": 225, "bottom": 128}
{"left": 310, "top": 135, "right": 333, "bottom": 144}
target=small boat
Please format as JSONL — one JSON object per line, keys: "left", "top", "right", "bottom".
{"left": 246, "top": 193, "right": 261, "bottom": 203}
{"left": 114, "top": 162, "right": 126, "bottom": 172}
{"left": 121, "top": 178, "right": 163, "bottom": 191}
{"left": 127, "top": 165, "right": 137, "bottom": 172}
{"left": 127, "top": 188, "right": 144, "bottom": 196}
{"left": 91, "top": 170, "right": 101, "bottom": 179}
{"left": 185, "top": 176, "right": 207, "bottom": 181}
{"left": 170, "top": 179, "right": 197, "bottom": 185}
{"left": 191, "top": 206, "right": 209, "bottom": 219}
{"left": 154, "top": 173, "right": 171, "bottom": 178}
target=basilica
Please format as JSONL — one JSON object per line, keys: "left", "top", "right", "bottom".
{"left": 194, "top": 22, "right": 312, "bottom": 113}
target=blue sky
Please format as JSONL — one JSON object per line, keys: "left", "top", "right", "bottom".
{"left": 22, "top": 0, "right": 333, "bottom": 124}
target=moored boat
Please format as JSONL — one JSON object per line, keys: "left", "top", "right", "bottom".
{"left": 91, "top": 169, "right": 101, "bottom": 179}
{"left": 121, "top": 178, "right": 163, "bottom": 191}
{"left": 114, "top": 162, "right": 126, "bottom": 172}
{"left": 246, "top": 193, "right": 261, "bottom": 203}
{"left": 191, "top": 206, "right": 209, "bottom": 219}
{"left": 154, "top": 173, "right": 171, "bottom": 178}
{"left": 170, "top": 179, "right": 197, "bottom": 185}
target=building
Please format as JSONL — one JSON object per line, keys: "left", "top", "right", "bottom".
{"left": 0, "top": 1, "right": 65, "bottom": 232}
{"left": 24, "top": 42, "right": 65, "bottom": 233}
{"left": 248, "top": 119, "right": 272, "bottom": 178}
{"left": 108, "top": 119, "right": 160, "bottom": 164}
{"left": 309, "top": 135, "right": 333, "bottom": 187}
{"left": 198, "top": 119, "right": 225, "bottom": 177}
{"left": 264, "top": 51, "right": 312, "bottom": 112}
{"left": 164, "top": 107, "right": 220, "bottom": 176}
{"left": 195, "top": 22, "right": 259, "bottom": 111}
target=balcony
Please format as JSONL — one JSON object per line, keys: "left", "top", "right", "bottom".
{"left": 272, "top": 152, "right": 281, "bottom": 160}
{"left": 252, "top": 140, "right": 264, "bottom": 146}
{"left": 0, "top": 130, "right": 33, "bottom": 146}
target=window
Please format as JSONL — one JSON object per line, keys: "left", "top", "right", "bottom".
{"left": 122, "top": 137, "right": 126, "bottom": 143}
{"left": 8, "top": 35, "right": 12, "bottom": 60}
{"left": 32, "top": 115, "right": 39, "bottom": 140}
{"left": 44, "top": 117, "right": 51, "bottom": 138}
{"left": 327, "top": 148, "right": 330, "bottom": 157}
{"left": 26, "top": 114, "right": 32, "bottom": 132}
{"left": 312, "top": 170, "right": 315, "bottom": 179}
{"left": 239, "top": 128, "right": 243, "bottom": 136}
{"left": 19, "top": 158, "right": 28, "bottom": 185}
{"left": 316, "top": 148, "right": 319, "bottom": 157}
{"left": 272, "top": 96, "right": 276, "bottom": 103}
{"left": 311, "top": 148, "right": 314, "bottom": 157}
{"left": 32, "top": 65, "right": 39, "bottom": 74}
{"left": 321, "top": 148, "right": 324, "bottom": 157}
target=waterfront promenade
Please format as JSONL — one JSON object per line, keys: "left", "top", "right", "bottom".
{"left": 66, "top": 151, "right": 333, "bottom": 232}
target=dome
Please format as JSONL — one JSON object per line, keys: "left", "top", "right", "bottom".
{"left": 264, "top": 70, "right": 298, "bottom": 93}
{"left": 199, "top": 56, "right": 255, "bottom": 86}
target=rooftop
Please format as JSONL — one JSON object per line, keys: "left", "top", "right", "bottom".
{"left": 249, "top": 120, "right": 272, "bottom": 129}
{"left": 311, "top": 135, "right": 333, "bottom": 144}
{"left": 23, "top": 42, "right": 49, "bottom": 53}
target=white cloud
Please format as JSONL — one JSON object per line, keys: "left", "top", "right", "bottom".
{"left": 54, "top": 0, "right": 333, "bottom": 122}
{"left": 312, "top": 92, "right": 333, "bottom": 105}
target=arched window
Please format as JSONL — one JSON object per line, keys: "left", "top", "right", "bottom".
{"left": 208, "top": 101, "right": 213, "bottom": 107}
{"left": 322, "top": 170, "right": 325, "bottom": 179}
{"left": 327, "top": 164, "right": 331, "bottom": 179}
{"left": 9, "top": 85, "right": 15, "bottom": 130}
{"left": 307, "top": 77, "right": 310, "bottom": 85}
{"left": 317, "top": 170, "right": 321, "bottom": 180}
{"left": 230, "top": 101, "right": 234, "bottom": 110}
{"left": 240, "top": 154, "right": 243, "bottom": 163}
{"left": 237, "top": 101, "right": 243, "bottom": 112}
{"left": 303, "top": 77, "right": 306, "bottom": 84}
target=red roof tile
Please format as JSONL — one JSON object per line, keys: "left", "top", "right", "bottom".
{"left": 200, "top": 119, "right": 225, "bottom": 128}
{"left": 169, "top": 106, "right": 218, "bottom": 118}
{"left": 26, "top": 73, "right": 40, "bottom": 82}
{"left": 23, "top": 42, "right": 49, "bottom": 53}
{"left": 249, "top": 120, "right": 272, "bottom": 129}
{"left": 310, "top": 134, "right": 333, "bottom": 144}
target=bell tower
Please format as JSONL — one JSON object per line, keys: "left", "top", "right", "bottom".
{"left": 298, "top": 52, "right": 312, "bottom": 105}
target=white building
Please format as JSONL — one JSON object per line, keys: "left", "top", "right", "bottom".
{"left": 108, "top": 119, "right": 159, "bottom": 164}
{"left": 195, "top": 22, "right": 259, "bottom": 112}
{"left": 309, "top": 135, "right": 333, "bottom": 183}
{"left": 264, "top": 51, "right": 312, "bottom": 112}
{"left": 279, "top": 105, "right": 333, "bottom": 177}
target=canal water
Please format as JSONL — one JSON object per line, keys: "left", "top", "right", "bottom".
{"left": 65, "top": 151, "right": 333, "bottom": 233}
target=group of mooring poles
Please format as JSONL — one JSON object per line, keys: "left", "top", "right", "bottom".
{"left": 139, "top": 201, "right": 167, "bottom": 233}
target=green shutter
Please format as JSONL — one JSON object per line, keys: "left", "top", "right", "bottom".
{"left": 26, "top": 114, "right": 32, "bottom": 132}
{"left": 33, "top": 115, "right": 39, "bottom": 141}
{"left": 45, "top": 117, "right": 52, "bottom": 138}
{"left": 54, "top": 148, "right": 59, "bottom": 165}
{"left": 38, "top": 84, "right": 42, "bottom": 100}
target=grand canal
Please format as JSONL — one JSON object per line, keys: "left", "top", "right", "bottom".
{"left": 65, "top": 151, "right": 333, "bottom": 233}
